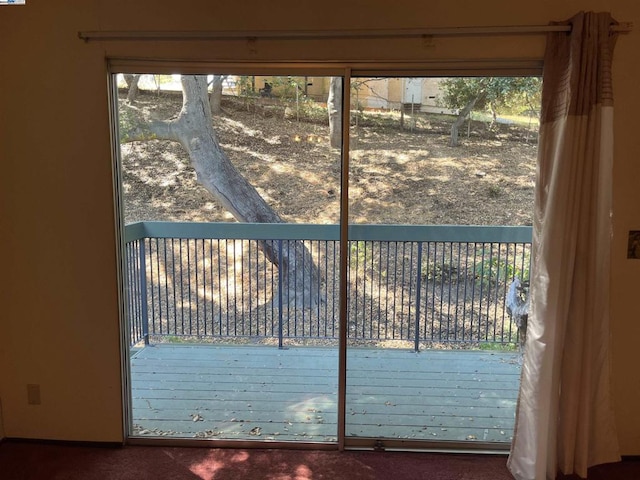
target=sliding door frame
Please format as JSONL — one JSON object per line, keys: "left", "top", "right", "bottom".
{"left": 338, "top": 67, "right": 351, "bottom": 451}
{"left": 109, "top": 59, "right": 542, "bottom": 451}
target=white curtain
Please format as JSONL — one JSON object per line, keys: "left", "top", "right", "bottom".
{"left": 507, "top": 12, "right": 621, "bottom": 480}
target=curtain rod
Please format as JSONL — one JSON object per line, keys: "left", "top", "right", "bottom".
{"left": 78, "top": 23, "right": 632, "bottom": 42}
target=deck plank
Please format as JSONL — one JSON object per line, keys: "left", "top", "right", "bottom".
{"left": 130, "top": 344, "right": 520, "bottom": 444}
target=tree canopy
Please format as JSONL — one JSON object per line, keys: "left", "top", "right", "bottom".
{"left": 440, "top": 77, "right": 542, "bottom": 117}
{"left": 439, "top": 77, "right": 542, "bottom": 146}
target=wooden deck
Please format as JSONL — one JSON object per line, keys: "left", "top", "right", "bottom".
{"left": 130, "top": 344, "right": 521, "bottom": 445}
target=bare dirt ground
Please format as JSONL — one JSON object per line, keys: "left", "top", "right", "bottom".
{"left": 121, "top": 92, "right": 538, "bottom": 226}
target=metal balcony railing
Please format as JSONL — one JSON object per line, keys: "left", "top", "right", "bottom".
{"left": 124, "top": 222, "right": 531, "bottom": 350}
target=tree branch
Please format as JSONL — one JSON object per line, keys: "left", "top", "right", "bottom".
{"left": 118, "top": 103, "right": 178, "bottom": 143}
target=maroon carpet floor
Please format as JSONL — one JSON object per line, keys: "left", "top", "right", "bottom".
{"left": 0, "top": 441, "right": 638, "bottom": 479}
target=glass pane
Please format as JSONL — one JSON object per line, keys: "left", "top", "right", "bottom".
{"left": 117, "top": 73, "right": 342, "bottom": 443}
{"left": 346, "top": 76, "right": 539, "bottom": 445}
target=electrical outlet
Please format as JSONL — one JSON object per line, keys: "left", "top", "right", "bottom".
{"left": 27, "top": 384, "right": 41, "bottom": 405}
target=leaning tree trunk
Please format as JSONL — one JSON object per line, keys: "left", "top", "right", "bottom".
{"left": 449, "top": 91, "right": 486, "bottom": 147}
{"left": 490, "top": 102, "right": 498, "bottom": 128}
{"left": 328, "top": 77, "right": 342, "bottom": 149}
{"left": 123, "top": 74, "right": 141, "bottom": 103}
{"left": 209, "top": 75, "right": 224, "bottom": 116}
{"left": 122, "top": 75, "right": 321, "bottom": 308}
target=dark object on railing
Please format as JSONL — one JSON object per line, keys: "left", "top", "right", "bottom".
{"left": 259, "top": 82, "right": 272, "bottom": 98}
{"left": 506, "top": 278, "right": 529, "bottom": 347}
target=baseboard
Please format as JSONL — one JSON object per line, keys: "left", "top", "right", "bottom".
{"left": 622, "top": 455, "right": 640, "bottom": 462}
{"left": 0, "top": 396, "right": 4, "bottom": 442}
{"left": 4, "top": 438, "right": 124, "bottom": 448}
{"left": 3, "top": 438, "right": 639, "bottom": 460}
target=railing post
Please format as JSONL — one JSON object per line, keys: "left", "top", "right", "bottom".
{"left": 278, "top": 239, "right": 284, "bottom": 349}
{"left": 414, "top": 242, "right": 423, "bottom": 352}
{"left": 139, "top": 239, "right": 150, "bottom": 345}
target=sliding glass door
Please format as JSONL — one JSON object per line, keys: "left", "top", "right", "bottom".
{"left": 116, "top": 72, "right": 343, "bottom": 443}
{"left": 114, "top": 68, "right": 537, "bottom": 449}
{"left": 344, "top": 76, "right": 534, "bottom": 448}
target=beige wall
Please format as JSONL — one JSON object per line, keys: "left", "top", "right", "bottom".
{"left": 1, "top": 0, "right": 639, "bottom": 452}
{"left": 251, "top": 75, "right": 329, "bottom": 100}
{"left": 355, "top": 78, "right": 391, "bottom": 109}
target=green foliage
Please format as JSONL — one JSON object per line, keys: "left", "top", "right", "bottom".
{"left": 118, "top": 103, "right": 157, "bottom": 143}
{"left": 118, "top": 105, "right": 136, "bottom": 142}
{"left": 473, "top": 247, "right": 530, "bottom": 289}
{"left": 162, "top": 335, "right": 189, "bottom": 344}
{"left": 238, "top": 76, "right": 256, "bottom": 96}
{"left": 272, "top": 77, "right": 328, "bottom": 121}
{"left": 424, "top": 262, "right": 460, "bottom": 283}
{"left": 299, "top": 99, "right": 328, "bottom": 122}
{"left": 477, "top": 341, "right": 519, "bottom": 352}
{"left": 235, "top": 76, "right": 329, "bottom": 123}
{"left": 349, "top": 240, "right": 389, "bottom": 279}
{"left": 291, "top": 95, "right": 327, "bottom": 122}
{"left": 439, "top": 77, "right": 542, "bottom": 117}
{"left": 486, "top": 183, "right": 503, "bottom": 198}
{"left": 269, "top": 76, "right": 302, "bottom": 100}
{"left": 349, "top": 240, "right": 368, "bottom": 270}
